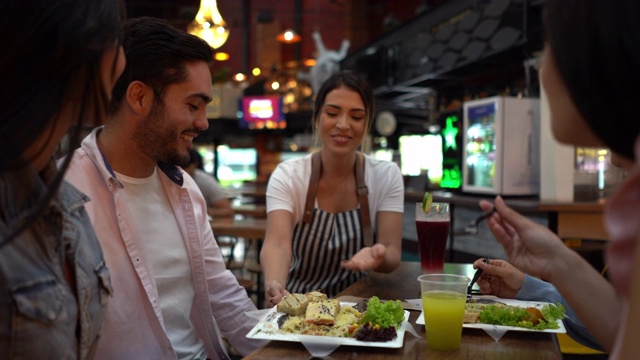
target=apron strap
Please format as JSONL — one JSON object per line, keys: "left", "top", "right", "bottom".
{"left": 302, "top": 152, "right": 321, "bottom": 223}
{"left": 355, "top": 153, "right": 373, "bottom": 247}
{"left": 302, "top": 152, "right": 373, "bottom": 247}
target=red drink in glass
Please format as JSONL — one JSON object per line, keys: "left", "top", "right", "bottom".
{"left": 416, "top": 220, "right": 450, "bottom": 273}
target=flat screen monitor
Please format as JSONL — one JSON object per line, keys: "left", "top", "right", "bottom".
{"left": 215, "top": 145, "right": 257, "bottom": 187}
{"left": 399, "top": 134, "right": 443, "bottom": 186}
{"left": 238, "top": 96, "right": 286, "bottom": 130}
{"left": 279, "top": 151, "right": 308, "bottom": 162}
{"left": 371, "top": 149, "right": 395, "bottom": 162}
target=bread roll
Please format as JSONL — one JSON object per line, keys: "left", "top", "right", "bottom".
{"left": 277, "top": 293, "right": 310, "bottom": 316}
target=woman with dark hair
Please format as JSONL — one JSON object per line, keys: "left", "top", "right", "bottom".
{"left": 473, "top": 0, "right": 640, "bottom": 356}
{"left": 261, "top": 71, "right": 404, "bottom": 305}
{"left": 0, "top": 0, "right": 125, "bottom": 358}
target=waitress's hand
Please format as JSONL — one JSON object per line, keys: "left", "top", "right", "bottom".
{"left": 341, "top": 244, "right": 386, "bottom": 272}
{"left": 481, "top": 196, "right": 571, "bottom": 281}
{"left": 265, "top": 280, "right": 289, "bottom": 308}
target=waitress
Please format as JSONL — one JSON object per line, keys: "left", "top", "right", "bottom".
{"left": 261, "top": 71, "right": 404, "bottom": 306}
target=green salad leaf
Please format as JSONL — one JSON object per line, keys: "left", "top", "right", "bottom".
{"left": 477, "top": 303, "right": 565, "bottom": 330}
{"left": 541, "top": 302, "right": 566, "bottom": 322}
{"left": 359, "top": 296, "right": 405, "bottom": 328}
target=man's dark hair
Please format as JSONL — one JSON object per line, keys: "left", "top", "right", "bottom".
{"left": 110, "top": 17, "right": 214, "bottom": 113}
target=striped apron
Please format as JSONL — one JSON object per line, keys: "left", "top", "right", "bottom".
{"left": 286, "top": 152, "right": 373, "bottom": 297}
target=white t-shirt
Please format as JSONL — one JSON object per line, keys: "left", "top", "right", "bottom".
{"left": 115, "top": 168, "right": 206, "bottom": 360}
{"left": 266, "top": 153, "right": 405, "bottom": 228}
{"left": 192, "top": 169, "right": 226, "bottom": 207}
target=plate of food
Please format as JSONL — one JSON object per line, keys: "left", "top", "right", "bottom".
{"left": 246, "top": 291, "right": 410, "bottom": 350}
{"left": 416, "top": 297, "right": 567, "bottom": 334}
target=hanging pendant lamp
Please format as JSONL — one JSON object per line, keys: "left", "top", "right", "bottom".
{"left": 188, "top": 0, "right": 229, "bottom": 49}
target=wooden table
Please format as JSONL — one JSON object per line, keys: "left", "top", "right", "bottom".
{"left": 232, "top": 204, "right": 267, "bottom": 218}
{"left": 211, "top": 217, "right": 267, "bottom": 305}
{"left": 223, "top": 184, "right": 267, "bottom": 204}
{"left": 210, "top": 217, "right": 267, "bottom": 239}
{"left": 538, "top": 200, "right": 607, "bottom": 240}
{"left": 244, "top": 262, "right": 562, "bottom": 359}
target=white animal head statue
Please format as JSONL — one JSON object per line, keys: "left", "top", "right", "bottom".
{"left": 297, "top": 30, "right": 351, "bottom": 95}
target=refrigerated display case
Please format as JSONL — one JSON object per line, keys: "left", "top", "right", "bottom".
{"left": 462, "top": 96, "right": 540, "bottom": 195}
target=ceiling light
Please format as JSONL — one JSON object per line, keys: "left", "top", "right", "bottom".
{"left": 276, "top": 29, "right": 301, "bottom": 44}
{"left": 188, "top": 0, "right": 229, "bottom": 49}
{"left": 214, "top": 52, "right": 229, "bottom": 61}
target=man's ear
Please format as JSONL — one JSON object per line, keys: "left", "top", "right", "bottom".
{"left": 125, "top": 81, "right": 153, "bottom": 115}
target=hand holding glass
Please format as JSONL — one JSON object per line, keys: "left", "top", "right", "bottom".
{"left": 418, "top": 274, "right": 469, "bottom": 351}
{"left": 415, "top": 202, "right": 450, "bottom": 274}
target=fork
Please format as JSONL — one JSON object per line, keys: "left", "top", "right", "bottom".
{"left": 264, "top": 311, "right": 279, "bottom": 322}
{"left": 465, "top": 208, "right": 497, "bottom": 234}
{"left": 467, "top": 257, "right": 489, "bottom": 300}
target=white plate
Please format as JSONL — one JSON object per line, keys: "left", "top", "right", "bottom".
{"left": 416, "top": 298, "right": 567, "bottom": 334}
{"left": 246, "top": 302, "right": 410, "bottom": 349}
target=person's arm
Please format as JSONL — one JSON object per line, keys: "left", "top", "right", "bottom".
{"left": 516, "top": 275, "right": 604, "bottom": 351}
{"left": 260, "top": 209, "right": 294, "bottom": 307}
{"left": 480, "top": 196, "right": 622, "bottom": 351}
{"left": 341, "top": 159, "right": 403, "bottom": 273}
{"left": 207, "top": 197, "right": 234, "bottom": 219}
{"left": 612, "top": 235, "right": 640, "bottom": 358}
{"left": 340, "top": 211, "right": 402, "bottom": 273}
{"left": 372, "top": 211, "right": 402, "bottom": 273}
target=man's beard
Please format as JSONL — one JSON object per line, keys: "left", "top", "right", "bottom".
{"left": 133, "top": 100, "right": 191, "bottom": 167}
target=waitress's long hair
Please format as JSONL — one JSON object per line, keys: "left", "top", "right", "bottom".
{"left": 0, "top": 0, "right": 125, "bottom": 246}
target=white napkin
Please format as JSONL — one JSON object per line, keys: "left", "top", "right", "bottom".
{"left": 405, "top": 298, "right": 423, "bottom": 309}
{"left": 245, "top": 308, "right": 274, "bottom": 321}
{"left": 297, "top": 335, "right": 342, "bottom": 357}
{"left": 400, "top": 318, "right": 421, "bottom": 339}
{"left": 480, "top": 326, "right": 508, "bottom": 341}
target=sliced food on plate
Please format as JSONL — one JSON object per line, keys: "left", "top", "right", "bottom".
{"left": 274, "top": 292, "right": 404, "bottom": 342}
{"left": 464, "top": 299, "right": 566, "bottom": 330}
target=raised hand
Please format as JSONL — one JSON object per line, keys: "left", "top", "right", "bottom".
{"left": 480, "top": 196, "right": 572, "bottom": 281}
{"left": 340, "top": 243, "right": 386, "bottom": 272}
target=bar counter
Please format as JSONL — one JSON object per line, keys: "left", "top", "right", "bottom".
{"left": 405, "top": 190, "right": 608, "bottom": 241}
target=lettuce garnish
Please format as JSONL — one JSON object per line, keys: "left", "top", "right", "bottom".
{"left": 358, "top": 296, "right": 404, "bottom": 328}
{"left": 477, "top": 302, "right": 566, "bottom": 330}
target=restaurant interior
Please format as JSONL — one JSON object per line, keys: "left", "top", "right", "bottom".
{"left": 124, "top": 0, "right": 614, "bottom": 358}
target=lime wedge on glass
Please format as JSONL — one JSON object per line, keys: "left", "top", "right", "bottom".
{"left": 422, "top": 192, "right": 433, "bottom": 213}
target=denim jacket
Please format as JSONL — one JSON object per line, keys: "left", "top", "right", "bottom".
{"left": 0, "top": 160, "right": 113, "bottom": 359}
